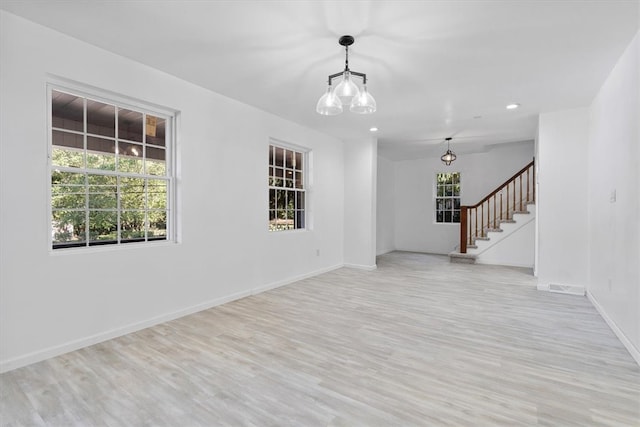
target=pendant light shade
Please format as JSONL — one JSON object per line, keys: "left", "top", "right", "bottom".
{"left": 316, "top": 85, "right": 343, "bottom": 115}
{"left": 350, "top": 84, "right": 376, "bottom": 114}
{"left": 334, "top": 71, "right": 360, "bottom": 104}
{"left": 316, "top": 35, "right": 375, "bottom": 115}
{"left": 441, "top": 137, "right": 457, "bottom": 166}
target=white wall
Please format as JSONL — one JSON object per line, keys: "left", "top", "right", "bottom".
{"left": 476, "top": 216, "right": 535, "bottom": 269}
{"left": 587, "top": 32, "right": 639, "bottom": 361}
{"left": 392, "top": 142, "right": 534, "bottom": 254}
{"left": 0, "top": 12, "right": 345, "bottom": 371}
{"left": 537, "top": 109, "right": 589, "bottom": 291}
{"left": 376, "top": 155, "right": 395, "bottom": 255}
{"left": 343, "top": 138, "right": 377, "bottom": 269}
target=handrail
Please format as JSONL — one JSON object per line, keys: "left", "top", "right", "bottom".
{"left": 459, "top": 158, "right": 535, "bottom": 253}
{"left": 467, "top": 160, "right": 535, "bottom": 209}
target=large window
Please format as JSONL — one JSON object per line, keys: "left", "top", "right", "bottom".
{"left": 50, "top": 88, "right": 174, "bottom": 249}
{"left": 435, "top": 172, "right": 461, "bottom": 223}
{"left": 268, "top": 143, "right": 306, "bottom": 231}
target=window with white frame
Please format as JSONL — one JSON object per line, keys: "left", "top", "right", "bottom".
{"left": 50, "top": 88, "right": 175, "bottom": 249}
{"left": 268, "top": 143, "right": 306, "bottom": 231}
{"left": 435, "top": 172, "right": 461, "bottom": 223}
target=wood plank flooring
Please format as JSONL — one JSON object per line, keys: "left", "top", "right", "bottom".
{"left": 2, "top": 252, "right": 639, "bottom": 426}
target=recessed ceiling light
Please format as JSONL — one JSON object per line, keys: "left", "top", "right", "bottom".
{"left": 473, "top": 115, "right": 482, "bottom": 119}
{"left": 369, "top": 127, "right": 378, "bottom": 132}
{"left": 506, "top": 103, "right": 520, "bottom": 110}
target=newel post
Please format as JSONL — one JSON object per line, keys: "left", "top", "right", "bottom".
{"left": 460, "top": 206, "right": 468, "bottom": 253}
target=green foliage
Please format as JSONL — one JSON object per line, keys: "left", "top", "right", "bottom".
{"left": 51, "top": 150, "right": 167, "bottom": 244}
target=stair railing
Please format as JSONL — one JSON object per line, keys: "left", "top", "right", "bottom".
{"left": 459, "top": 159, "right": 535, "bottom": 253}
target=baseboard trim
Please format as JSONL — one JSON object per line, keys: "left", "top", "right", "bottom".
{"left": 587, "top": 291, "right": 640, "bottom": 367}
{"left": 250, "top": 263, "right": 343, "bottom": 295}
{"left": 537, "top": 283, "right": 549, "bottom": 291}
{"left": 343, "top": 263, "right": 377, "bottom": 271}
{"left": 0, "top": 263, "right": 344, "bottom": 374}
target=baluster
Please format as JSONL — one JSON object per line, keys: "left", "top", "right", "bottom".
{"left": 500, "top": 192, "right": 503, "bottom": 222}
{"left": 493, "top": 195, "right": 497, "bottom": 228}
{"left": 527, "top": 168, "right": 530, "bottom": 202}
{"left": 506, "top": 184, "right": 509, "bottom": 220}
{"left": 519, "top": 175, "right": 523, "bottom": 211}
{"left": 513, "top": 179, "right": 516, "bottom": 214}
{"left": 475, "top": 207, "right": 478, "bottom": 241}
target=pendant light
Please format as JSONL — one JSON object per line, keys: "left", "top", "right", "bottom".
{"left": 441, "top": 137, "right": 457, "bottom": 166}
{"left": 316, "top": 35, "right": 376, "bottom": 115}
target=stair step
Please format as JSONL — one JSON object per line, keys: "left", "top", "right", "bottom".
{"left": 486, "top": 228, "right": 503, "bottom": 233}
{"left": 467, "top": 245, "right": 478, "bottom": 249}
{"left": 448, "top": 251, "right": 477, "bottom": 264}
{"left": 514, "top": 211, "right": 530, "bottom": 214}
{"left": 475, "top": 237, "right": 490, "bottom": 241}
{"left": 500, "top": 219, "right": 516, "bottom": 224}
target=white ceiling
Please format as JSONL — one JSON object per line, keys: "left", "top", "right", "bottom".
{"left": 2, "top": 1, "right": 638, "bottom": 160}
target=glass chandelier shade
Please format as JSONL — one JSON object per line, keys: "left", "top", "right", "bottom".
{"left": 316, "top": 35, "right": 376, "bottom": 116}
{"left": 350, "top": 84, "right": 376, "bottom": 114}
{"left": 334, "top": 71, "right": 360, "bottom": 104}
{"left": 316, "top": 84, "right": 343, "bottom": 116}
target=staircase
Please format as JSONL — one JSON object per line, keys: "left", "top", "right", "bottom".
{"left": 449, "top": 159, "right": 535, "bottom": 265}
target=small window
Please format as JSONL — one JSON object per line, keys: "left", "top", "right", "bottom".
{"left": 268, "top": 143, "right": 306, "bottom": 231}
{"left": 50, "top": 88, "right": 175, "bottom": 249}
{"left": 435, "top": 172, "right": 461, "bottom": 223}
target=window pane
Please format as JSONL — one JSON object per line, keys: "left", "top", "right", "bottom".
{"left": 295, "top": 171, "right": 303, "bottom": 189}
{"left": 295, "top": 210, "right": 305, "bottom": 229}
{"left": 444, "top": 211, "right": 452, "bottom": 222}
{"left": 436, "top": 199, "right": 444, "bottom": 210}
{"left": 285, "top": 150, "right": 294, "bottom": 169}
{"left": 51, "top": 171, "right": 85, "bottom": 209}
{"left": 120, "top": 210, "right": 146, "bottom": 242}
{"left": 52, "top": 131, "right": 84, "bottom": 168}
{"left": 53, "top": 130, "right": 83, "bottom": 149}
{"left": 453, "top": 210, "right": 460, "bottom": 222}
{"left": 452, "top": 173, "right": 460, "bottom": 184}
{"left": 148, "top": 179, "right": 167, "bottom": 210}
{"left": 437, "top": 186, "right": 445, "bottom": 197}
{"left": 275, "top": 147, "right": 284, "bottom": 167}
{"left": 276, "top": 189, "right": 286, "bottom": 209}
{"left": 275, "top": 168, "right": 284, "bottom": 178}
{"left": 445, "top": 185, "right": 453, "bottom": 196}
{"left": 269, "top": 210, "right": 276, "bottom": 230}
{"left": 146, "top": 146, "right": 166, "bottom": 175}
{"left": 118, "top": 108, "right": 143, "bottom": 142}
{"left": 89, "top": 210, "right": 117, "bottom": 244}
{"left": 145, "top": 115, "right": 165, "bottom": 147}
{"left": 87, "top": 99, "right": 115, "bottom": 137}
{"left": 269, "top": 189, "right": 276, "bottom": 209}
{"left": 149, "top": 211, "right": 167, "bottom": 239}
{"left": 120, "top": 177, "right": 145, "bottom": 209}
{"left": 286, "top": 190, "right": 296, "bottom": 210}
{"left": 295, "top": 152, "right": 302, "bottom": 171}
{"left": 52, "top": 147, "right": 84, "bottom": 169}
{"left": 52, "top": 91, "right": 83, "bottom": 132}
{"left": 437, "top": 211, "right": 444, "bottom": 222}
{"left": 454, "top": 198, "right": 461, "bottom": 209}
{"left": 284, "top": 178, "right": 293, "bottom": 188}
{"left": 118, "top": 141, "right": 143, "bottom": 174}
{"left": 269, "top": 145, "right": 274, "bottom": 166}
{"left": 88, "top": 175, "right": 117, "bottom": 209}
{"left": 445, "top": 199, "right": 452, "bottom": 210}
{"left": 295, "top": 191, "right": 305, "bottom": 211}
{"left": 87, "top": 136, "right": 116, "bottom": 170}
{"left": 52, "top": 210, "right": 86, "bottom": 246}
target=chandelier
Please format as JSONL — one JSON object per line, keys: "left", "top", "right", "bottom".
{"left": 441, "top": 137, "right": 457, "bottom": 166}
{"left": 316, "top": 35, "right": 376, "bottom": 115}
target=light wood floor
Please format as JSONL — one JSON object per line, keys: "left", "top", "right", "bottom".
{"left": 2, "top": 252, "right": 639, "bottom": 426}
